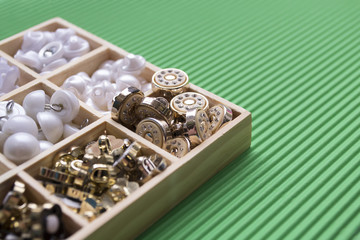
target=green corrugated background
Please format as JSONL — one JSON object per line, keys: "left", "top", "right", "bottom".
{"left": 1, "top": 0, "right": 359, "bottom": 239}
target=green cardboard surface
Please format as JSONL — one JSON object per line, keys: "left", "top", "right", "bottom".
{"left": 0, "top": 0, "right": 359, "bottom": 239}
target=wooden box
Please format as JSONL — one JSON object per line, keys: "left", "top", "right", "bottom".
{"left": 0, "top": 18, "right": 252, "bottom": 239}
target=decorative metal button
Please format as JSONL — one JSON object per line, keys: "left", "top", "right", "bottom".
{"left": 165, "top": 136, "right": 191, "bottom": 158}
{"left": 152, "top": 68, "right": 189, "bottom": 99}
{"left": 111, "top": 87, "right": 144, "bottom": 128}
{"left": 135, "top": 118, "right": 172, "bottom": 148}
{"left": 170, "top": 92, "right": 209, "bottom": 117}
{"left": 184, "top": 108, "right": 211, "bottom": 147}
{"left": 208, "top": 104, "right": 233, "bottom": 134}
{"left": 135, "top": 97, "right": 174, "bottom": 124}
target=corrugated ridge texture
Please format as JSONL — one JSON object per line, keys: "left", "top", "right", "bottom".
{"left": 0, "top": 0, "right": 359, "bottom": 239}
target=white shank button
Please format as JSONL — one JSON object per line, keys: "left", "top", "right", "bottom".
{"left": 50, "top": 89, "right": 80, "bottom": 123}
{"left": 4, "top": 132, "right": 40, "bottom": 164}
{"left": 37, "top": 112, "right": 64, "bottom": 143}
{"left": 22, "top": 89, "right": 48, "bottom": 121}
{"left": 39, "top": 140, "right": 54, "bottom": 152}
{"left": 2, "top": 115, "right": 38, "bottom": 137}
{"left": 38, "top": 41, "right": 64, "bottom": 64}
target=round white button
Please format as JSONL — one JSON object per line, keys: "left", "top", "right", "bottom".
{"left": 4, "top": 132, "right": 40, "bottom": 164}
{"left": 50, "top": 89, "right": 80, "bottom": 123}
{"left": 22, "top": 90, "right": 48, "bottom": 121}
{"left": 38, "top": 41, "right": 64, "bottom": 64}
{"left": 37, "top": 111, "right": 64, "bottom": 143}
{"left": 63, "top": 123, "right": 80, "bottom": 138}
{"left": 0, "top": 101, "right": 26, "bottom": 119}
{"left": 39, "top": 140, "right": 54, "bottom": 152}
{"left": 2, "top": 114, "right": 38, "bottom": 137}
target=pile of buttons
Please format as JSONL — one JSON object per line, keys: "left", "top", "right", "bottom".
{"left": 0, "top": 89, "right": 84, "bottom": 165}
{"left": 14, "top": 28, "right": 90, "bottom": 74}
{"left": 61, "top": 53, "right": 150, "bottom": 113}
{"left": 0, "top": 57, "right": 20, "bottom": 97}
{"left": 112, "top": 68, "right": 233, "bottom": 158}
{"left": 39, "top": 134, "right": 166, "bottom": 221}
{"left": 0, "top": 181, "right": 64, "bottom": 239}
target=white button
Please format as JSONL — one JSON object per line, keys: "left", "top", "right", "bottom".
{"left": 62, "top": 75, "right": 88, "bottom": 101}
{"left": 50, "top": 89, "right": 80, "bottom": 123}
{"left": 2, "top": 114, "right": 38, "bottom": 137}
{"left": 121, "top": 54, "right": 146, "bottom": 75}
{"left": 63, "top": 36, "right": 90, "bottom": 59}
{"left": 38, "top": 41, "right": 64, "bottom": 64}
{"left": 91, "top": 69, "right": 112, "bottom": 83}
{"left": 141, "top": 82, "right": 152, "bottom": 92}
{"left": 22, "top": 90, "right": 48, "bottom": 121}
{"left": 41, "top": 58, "right": 67, "bottom": 72}
{"left": 63, "top": 122, "right": 80, "bottom": 138}
{"left": 111, "top": 59, "right": 125, "bottom": 80}
{"left": 0, "top": 60, "right": 19, "bottom": 94}
{"left": 116, "top": 74, "right": 141, "bottom": 91}
{"left": 14, "top": 50, "right": 42, "bottom": 71}
{"left": 0, "top": 101, "right": 26, "bottom": 119}
{"left": 76, "top": 72, "right": 94, "bottom": 85}
{"left": 21, "top": 31, "right": 46, "bottom": 52}
{"left": 43, "top": 31, "right": 56, "bottom": 44}
{"left": 55, "top": 28, "right": 75, "bottom": 43}
{"left": 4, "top": 132, "right": 40, "bottom": 164}
{"left": 39, "top": 140, "right": 54, "bottom": 152}
{"left": 99, "top": 60, "right": 115, "bottom": 72}
{"left": 90, "top": 80, "right": 116, "bottom": 110}
{"left": 37, "top": 111, "right": 64, "bottom": 143}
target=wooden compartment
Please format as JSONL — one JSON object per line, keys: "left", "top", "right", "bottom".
{"left": 0, "top": 172, "right": 83, "bottom": 237}
{"left": 22, "top": 119, "right": 175, "bottom": 238}
{"left": 0, "top": 18, "right": 252, "bottom": 239}
{"left": 0, "top": 18, "right": 104, "bottom": 77}
{"left": 0, "top": 80, "right": 102, "bottom": 168}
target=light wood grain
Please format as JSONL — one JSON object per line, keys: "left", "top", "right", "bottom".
{"left": 0, "top": 17, "right": 252, "bottom": 239}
